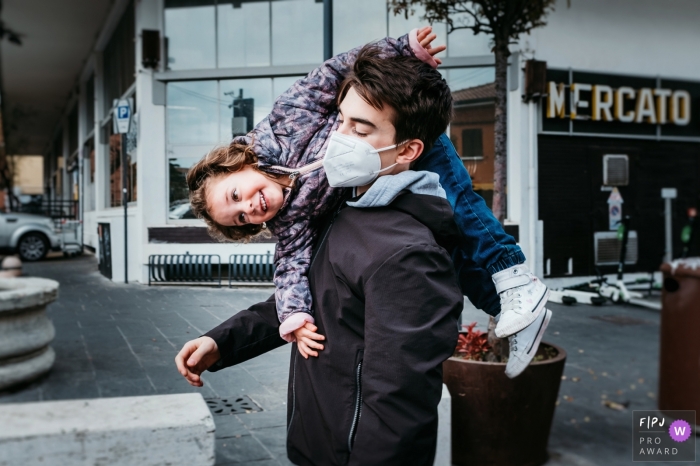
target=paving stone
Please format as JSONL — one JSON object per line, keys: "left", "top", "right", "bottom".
{"left": 215, "top": 435, "right": 273, "bottom": 464}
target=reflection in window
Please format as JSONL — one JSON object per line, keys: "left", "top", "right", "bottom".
{"left": 445, "top": 14, "right": 492, "bottom": 58}
{"left": 219, "top": 79, "right": 272, "bottom": 139}
{"left": 444, "top": 68, "right": 496, "bottom": 208}
{"left": 167, "top": 81, "right": 220, "bottom": 145}
{"left": 108, "top": 123, "right": 137, "bottom": 208}
{"left": 85, "top": 138, "right": 96, "bottom": 211}
{"left": 271, "top": 0, "right": 323, "bottom": 66}
{"left": 169, "top": 157, "right": 198, "bottom": 219}
{"left": 461, "top": 129, "right": 483, "bottom": 159}
{"left": 333, "top": 0, "right": 386, "bottom": 55}
{"left": 217, "top": 1, "right": 271, "bottom": 67}
{"left": 165, "top": 0, "right": 216, "bottom": 70}
{"left": 166, "top": 0, "right": 322, "bottom": 70}
{"left": 388, "top": 4, "right": 447, "bottom": 44}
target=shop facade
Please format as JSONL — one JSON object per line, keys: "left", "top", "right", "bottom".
{"left": 42, "top": 0, "right": 700, "bottom": 282}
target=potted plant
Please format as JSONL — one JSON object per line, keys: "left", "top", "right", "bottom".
{"left": 443, "top": 323, "right": 566, "bottom": 466}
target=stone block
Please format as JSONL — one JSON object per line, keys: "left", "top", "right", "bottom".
{"left": 0, "top": 393, "right": 215, "bottom": 466}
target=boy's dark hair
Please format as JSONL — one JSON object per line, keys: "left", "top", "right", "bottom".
{"left": 337, "top": 44, "right": 453, "bottom": 155}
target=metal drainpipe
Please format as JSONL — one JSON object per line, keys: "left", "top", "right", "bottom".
{"left": 323, "top": 0, "right": 333, "bottom": 61}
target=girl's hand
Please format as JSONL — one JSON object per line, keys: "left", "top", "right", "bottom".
{"left": 416, "top": 26, "right": 447, "bottom": 65}
{"left": 294, "top": 322, "right": 326, "bottom": 359}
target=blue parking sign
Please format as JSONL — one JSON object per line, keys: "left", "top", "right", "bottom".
{"left": 114, "top": 99, "right": 132, "bottom": 134}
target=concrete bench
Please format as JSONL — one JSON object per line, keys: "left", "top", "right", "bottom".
{"left": 0, "top": 393, "right": 215, "bottom": 466}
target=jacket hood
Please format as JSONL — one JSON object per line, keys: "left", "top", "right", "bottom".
{"left": 348, "top": 171, "right": 461, "bottom": 251}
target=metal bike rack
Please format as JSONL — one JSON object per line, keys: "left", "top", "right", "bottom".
{"left": 148, "top": 253, "right": 222, "bottom": 286}
{"left": 228, "top": 253, "right": 274, "bottom": 286}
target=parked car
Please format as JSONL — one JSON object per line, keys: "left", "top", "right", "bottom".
{"left": 0, "top": 212, "right": 62, "bottom": 261}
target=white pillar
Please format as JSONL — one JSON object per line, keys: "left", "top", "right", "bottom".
{"left": 134, "top": 0, "right": 167, "bottom": 283}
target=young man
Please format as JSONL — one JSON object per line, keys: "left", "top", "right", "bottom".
{"left": 176, "top": 47, "right": 552, "bottom": 465}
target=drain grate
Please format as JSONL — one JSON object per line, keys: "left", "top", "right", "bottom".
{"left": 204, "top": 395, "right": 263, "bottom": 415}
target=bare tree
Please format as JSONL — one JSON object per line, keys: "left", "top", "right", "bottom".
{"left": 390, "top": 0, "right": 555, "bottom": 224}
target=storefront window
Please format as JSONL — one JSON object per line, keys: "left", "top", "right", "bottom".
{"left": 166, "top": 76, "right": 302, "bottom": 220}
{"left": 84, "top": 138, "right": 96, "bottom": 212}
{"left": 270, "top": 0, "right": 322, "bottom": 66}
{"left": 217, "top": 1, "right": 271, "bottom": 68}
{"left": 333, "top": 0, "right": 386, "bottom": 55}
{"left": 166, "top": 0, "right": 322, "bottom": 70}
{"left": 443, "top": 67, "right": 496, "bottom": 208}
{"left": 165, "top": 0, "right": 216, "bottom": 70}
{"left": 108, "top": 121, "right": 137, "bottom": 208}
{"left": 167, "top": 80, "right": 220, "bottom": 145}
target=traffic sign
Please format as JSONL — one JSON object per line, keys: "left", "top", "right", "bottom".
{"left": 114, "top": 99, "right": 132, "bottom": 134}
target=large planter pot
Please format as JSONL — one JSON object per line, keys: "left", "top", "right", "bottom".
{"left": 0, "top": 277, "right": 59, "bottom": 391}
{"left": 443, "top": 342, "right": 566, "bottom": 466}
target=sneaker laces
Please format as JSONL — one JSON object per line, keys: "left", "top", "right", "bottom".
{"left": 509, "top": 335, "right": 518, "bottom": 352}
{"left": 500, "top": 288, "right": 523, "bottom": 315}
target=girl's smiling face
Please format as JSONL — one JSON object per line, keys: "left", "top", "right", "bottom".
{"left": 206, "top": 165, "right": 285, "bottom": 227}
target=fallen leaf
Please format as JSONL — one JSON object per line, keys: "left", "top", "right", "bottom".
{"left": 584, "top": 416, "right": 591, "bottom": 422}
{"left": 563, "top": 395, "right": 574, "bottom": 402}
{"left": 602, "top": 372, "right": 608, "bottom": 377}
{"left": 603, "top": 400, "right": 629, "bottom": 411}
{"left": 630, "top": 384, "right": 636, "bottom": 390}
{"left": 638, "top": 378, "right": 645, "bottom": 384}
{"left": 616, "top": 389, "right": 624, "bottom": 395}
{"left": 570, "top": 418, "right": 577, "bottom": 424}
{"left": 588, "top": 369, "right": 595, "bottom": 375}
{"left": 555, "top": 400, "right": 560, "bottom": 406}
{"left": 571, "top": 377, "right": 580, "bottom": 383}
{"left": 578, "top": 349, "right": 585, "bottom": 353}
{"left": 561, "top": 375, "right": 567, "bottom": 380}
{"left": 647, "top": 392, "right": 656, "bottom": 399}
{"left": 554, "top": 331, "right": 560, "bottom": 335}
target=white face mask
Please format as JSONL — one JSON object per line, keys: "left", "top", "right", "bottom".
{"left": 322, "top": 131, "right": 404, "bottom": 188}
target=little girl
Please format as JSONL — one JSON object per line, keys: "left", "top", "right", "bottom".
{"left": 187, "top": 28, "right": 549, "bottom": 373}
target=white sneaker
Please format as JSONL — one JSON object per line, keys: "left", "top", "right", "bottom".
{"left": 505, "top": 308, "right": 552, "bottom": 379}
{"left": 492, "top": 264, "right": 549, "bottom": 338}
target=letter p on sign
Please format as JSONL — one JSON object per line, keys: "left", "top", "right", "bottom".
{"left": 114, "top": 98, "right": 132, "bottom": 134}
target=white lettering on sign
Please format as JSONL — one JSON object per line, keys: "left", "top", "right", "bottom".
{"left": 547, "top": 82, "right": 691, "bottom": 126}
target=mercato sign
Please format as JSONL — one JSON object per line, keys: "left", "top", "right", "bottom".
{"left": 547, "top": 81, "right": 691, "bottom": 125}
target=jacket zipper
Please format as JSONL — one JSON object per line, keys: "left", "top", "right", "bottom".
{"left": 287, "top": 350, "right": 298, "bottom": 435}
{"left": 269, "top": 159, "right": 324, "bottom": 183}
{"left": 347, "top": 360, "right": 363, "bottom": 452}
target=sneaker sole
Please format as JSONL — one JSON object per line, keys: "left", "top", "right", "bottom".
{"left": 495, "top": 287, "right": 550, "bottom": 338}
{"left": 505, "top": 308, "right": 553, "bottom": 379}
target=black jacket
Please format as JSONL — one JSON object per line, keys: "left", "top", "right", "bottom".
{"left": 205, "top": 192, "right": 463, "bottom": 466}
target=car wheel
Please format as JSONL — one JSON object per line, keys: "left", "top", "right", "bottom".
{"left": 18, "top": 233, "right": 49, "bottom": 261}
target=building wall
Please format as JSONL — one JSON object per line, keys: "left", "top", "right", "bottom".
{"left": 507, "top": 0, "right": 700, "bottom": 277}
{"left": 10, "top": 155, "right": 44, "bottom": 195}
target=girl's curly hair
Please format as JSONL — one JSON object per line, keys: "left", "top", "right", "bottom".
{"left": 187, "top": 140, "right": 273, "bottom": 242}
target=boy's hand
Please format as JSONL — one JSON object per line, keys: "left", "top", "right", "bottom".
{"left": 294, "top": 322, "right": 325, "bottom": 359}
{"left": 417, "top": 26, "right": 447, "bottom": 65}
{"left": 175, "top": 336, "right": 221, "bottom": 387}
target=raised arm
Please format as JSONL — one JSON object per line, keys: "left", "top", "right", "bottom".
{"left": 274, "top": 27, "right": 443, "bottom": 116}
{"left": 348, "top": 243, "right": 462, "bottom": 465}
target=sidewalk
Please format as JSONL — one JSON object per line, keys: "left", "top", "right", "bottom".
{"left": 1, "top": 253, "right": 697, "bottom": 465}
